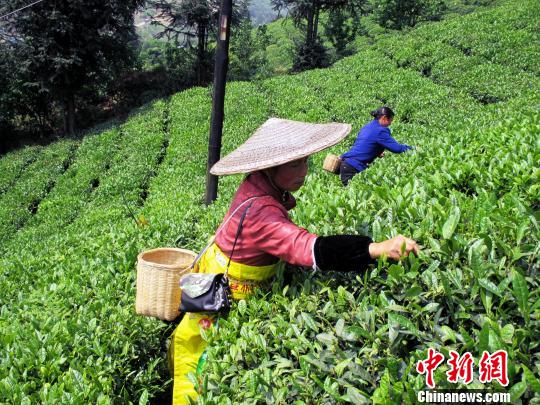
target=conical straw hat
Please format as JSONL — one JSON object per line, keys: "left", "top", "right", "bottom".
{"left": 210, "top": 118, "right": 351, "bottom": 175}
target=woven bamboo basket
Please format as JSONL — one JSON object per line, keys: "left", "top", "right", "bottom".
{"left": 323, "top": 153, "right": 341, "bottom": 174}
{"left": 136, "top": 247, "right": 197, "bottom": 321}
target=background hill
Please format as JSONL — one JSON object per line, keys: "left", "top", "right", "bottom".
{"left": 0, "top": 0, "right": 538, "bottom": 402}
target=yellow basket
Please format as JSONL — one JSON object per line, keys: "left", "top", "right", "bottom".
{"left": 323, "top": 153, "right": 341, "bottom": 174}
{"left": 135, "top": 247, "right": 197, "bottom": 321}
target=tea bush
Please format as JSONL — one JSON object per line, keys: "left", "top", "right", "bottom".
{"left": 0, "top": 145, "right": 42, "bottom": 197}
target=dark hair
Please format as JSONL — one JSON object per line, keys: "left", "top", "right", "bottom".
{"left": 370, "top": 106, "right": 395, "bottom": 120}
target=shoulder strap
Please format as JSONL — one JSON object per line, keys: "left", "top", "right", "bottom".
{"left": 188, "top": 195, "right": 263, "bottom": 271}
{"left": 224, "top": 199, "right": 255, "bottom": 277}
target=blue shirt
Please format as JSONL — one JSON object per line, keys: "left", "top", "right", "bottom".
{"left": 341, "top": 119, "right": 412, "bottom": 172}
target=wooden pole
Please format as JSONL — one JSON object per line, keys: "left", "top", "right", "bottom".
{"left": 205, "top": 0, "right": 233, "bottom": 205}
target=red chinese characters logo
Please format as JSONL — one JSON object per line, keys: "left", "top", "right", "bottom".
{"left": 479, "top": 350, "right": 509, "bottom": 386}
{"left": 416, "top": 349, "right": 509, "bottom": 388}
{"left": 416, "top": 348, "right": 445, "bottom": 388}
{"left": 446, "top": 350, "right": 474, "bottom": 384}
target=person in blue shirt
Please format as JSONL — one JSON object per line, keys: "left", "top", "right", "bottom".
{"left": 340, "top": 106, "right": 413, "bottom": 186}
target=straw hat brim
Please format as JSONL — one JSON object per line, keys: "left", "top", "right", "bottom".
{"left": 210, "top": 118, "right": 352, "bottom": 175}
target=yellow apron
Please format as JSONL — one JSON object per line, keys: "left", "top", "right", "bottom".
{"left": 170, "top": 243, "right": 277, "bottom": 404}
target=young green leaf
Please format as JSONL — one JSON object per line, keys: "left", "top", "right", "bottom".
{"left": 509, "top": 381, "right": 527, "bottom": 402}
{"left": 347, "top": 386, "right": 369, "bottom": 404}
{"left": 512, "top": 270, "right": 530, "bottom": 321}
{"left": 521, "top": 365, "right": 540, "bottom": 393}
{"left": 479, "top": 278, "right": 502, "bottom": 297}
{"left": 442, "top": 206, "right": 460, "bottom": 239}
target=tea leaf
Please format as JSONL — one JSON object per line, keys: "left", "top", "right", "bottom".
{"left": 335, "top": 319, "right": 345, "bottom": 337}
{"left": 388, "top": 313, "right": 420, "bottom": 337}
{"left": 386, "top": 304, "right": 410, "bottom": 313}
{"left": 405, "top": 285, "right": 423, "bottom": 298}
{"left": 316, "top": 333, "right": 337, "bottom": 345}
{"left": 522, "top": 365, "right": 540, "bottom": 393}
{"left": 442, "top": 207, "right": 460, "bottom": 239}
{"left": 347, "top": 386, "right": 369, "bottom": 404}
{"left": 425, "top": 260, "right": 440, "bottom": 273}
{"left": 479, "top": 278, "right": 502, "bottom": 297}
{"left": 334, "top": 358, "right": 351, "bottom": 377}
{"left": 458, "top": 326, "right": 475, "bottom": 348}
{"left": 512, "top": 270, "right": 530, "bottom": 320}
{"left": 237, "top": 300, "right": 247, "bottom": 316}
{"left": 479, "top": 322, "right": 504, "bottom": 353}
{"left": 301, "top": 312, "right": 317, "bottom": 331}
{"left": 139, "top": 390, "right": 149, "bottom": 405}
{"left": 438, "top": 325, "right": 457, "bottom": 343}
{"left": 500, "top": 324, "right": 514, "bottom": 344}
{"left": 509, "top": 381, "right": 527, "bottom": 402}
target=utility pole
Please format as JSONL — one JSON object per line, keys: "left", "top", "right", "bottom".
{"left": 205, "top": 0, "right": 233, "bottom": 205}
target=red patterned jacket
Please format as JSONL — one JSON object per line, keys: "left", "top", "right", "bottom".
{"left": 214, "top": 171, "right": 317, "bottom": 267}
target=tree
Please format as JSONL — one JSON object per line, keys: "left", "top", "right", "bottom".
{"left": 0, "top": 43, "right": 17, "bottom": 151}
{"left": 369, "top": 0, "right": 446, "bottom": 30}
{"left": 148, "top": 0, "right": 220, "bottom": 85}
{"left": 324, "top": 6, "right": 362, "bottom": 58}
{"left": 0, "top": 25, "right": 56, "bottom": 138}
{"left": 0, "top": 0, "right": 143, "bottom": 135}
{"left": 148, "top": 0, "right": 249, "bottom": 86}
{"left": 229, "top": 20, "right": 271, "bottom": 80}
{"left": 291, "top": 40, "right": 330, "bottom": 71}
{"left": 271, "top": 0, "right": 363, "bottom": 70}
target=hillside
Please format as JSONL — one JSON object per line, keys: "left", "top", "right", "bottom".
{"left": 257, "top": 0, "right": 504, "bottom": 76}
{"left": 0, "top": 0, "right": 538, "bottom": 402}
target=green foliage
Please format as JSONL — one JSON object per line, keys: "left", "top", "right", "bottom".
{"left": 0, "top": 146, "right": 42, "bottom": 197}
{"left": 0, "top": 101, "right": 171, "bottom": 402}
{"left": 324, "top": 8, "right": 362, "bottom": 58}
{"left": 292, "top": 40, "right": 331, "bottom": 71}
{"left": 0, "top": 45, "right": 17, "bottom": 138}
{"left": 148, "top": 0, "right": 250, "bottom": 86}
{"left": 0, "top": 140, "right": 78, "bottom": 247}
{"left": 373, "top": 0, "right": 539, "bottom": 105}
{"left": 138, "top": 38, "right": 171, "bottom": 71}
{"left": 263, "top": 18, "right": 304, "bottom": 73}
{"left": 271, "top": 0, "right": 361, "bottom": 71}
{"left": 369, "top": 0, "right": 447, "bottom": 29}
{"left": 0, "top": 40, "right": 54, "bottom": 138}
{"left": 163, "top": 45, "right": 201, "bottom": 89}
{"left": 0, "top": 0, "right": 144, "bottom": 135}
{"left": 147, "top": 0, "right": 221, "bottom": 85}
{"left": 229, "top": 22, "right": 271, "bottom": 80}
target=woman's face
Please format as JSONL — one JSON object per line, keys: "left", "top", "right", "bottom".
{"left": 271, "top": 157, "right": 310, "bottom": 192}
{"left": 379, "top": 116, "right": 393, "bottom": 127}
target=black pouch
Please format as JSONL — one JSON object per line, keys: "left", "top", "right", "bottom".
{"left": 179, "top": 273, "right": 232, "bottom": 313}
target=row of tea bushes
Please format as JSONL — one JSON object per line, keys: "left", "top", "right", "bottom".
{"left": 0, "top": 101, "right": 173, "bottom": 402}
{"left": 0, "top": 140, "right": 78, "bottom": 248}
{"left": 0, "top": 145, "right": 42, "bottom": 196}
{"left": 419, "top": 0, "right": 539, "bottom": 75}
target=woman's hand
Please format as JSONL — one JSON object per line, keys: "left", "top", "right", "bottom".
{"left": 368, "top": 235, "right": 420, "bottom": 260}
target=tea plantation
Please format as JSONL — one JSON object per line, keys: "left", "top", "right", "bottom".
{"left": 0, "top": 0, "right": 538, "bottom": 403}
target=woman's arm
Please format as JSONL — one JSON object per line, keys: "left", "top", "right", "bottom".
{"left": 378, "top": 128, "right": 413, "bottom": 153}
{"left": 314, "top": 235, "right": 374, "bottom": 271}
{"left": 246, "top": 205, "right": 318, "bottom": 266}
{"left": 248, "top": 205, "right": 419, "bottom": 271}
{"left": 314, "top": 234, "right": 420, "bottom": 271}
